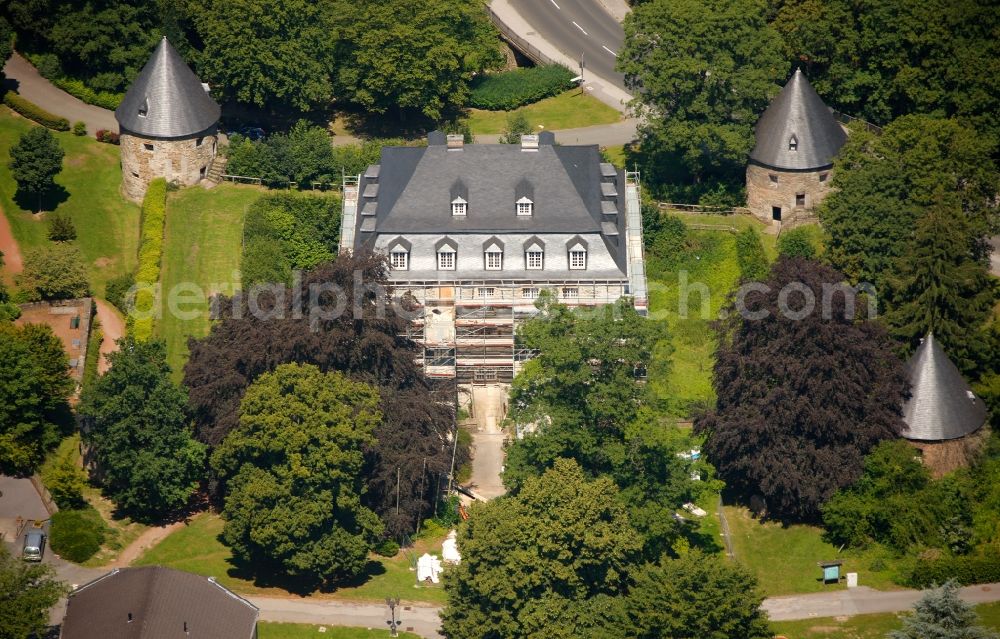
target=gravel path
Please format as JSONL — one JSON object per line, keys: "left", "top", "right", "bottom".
{"left": 93, "top": 299, "right": 124, "bottom": 375}
{"left": 0, "top": 204, "right": 23, "bottom": 285}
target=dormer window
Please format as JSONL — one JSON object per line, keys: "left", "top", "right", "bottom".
{"left": 526, "top": 250, "right": 543, "bottom": 270}
{"left": 390, "top": 250, "right": 409, "bottom": 271}
{"left": 485, "top": 250, "right": 503, "bottom": 270}
{"left": 788, "top": 135, "right": 798, "bottom": 151}
{"left": 517, "top": 197, "right": 533, "bottom": 217}
{"left": 569, "top": 250, "right": 587, "bottom": 270}
{"left": 437, "top": 248, "right": 456, "bottom": 270}
{"left": 451, "top": 197, "right": 467, "bottom": 217}
{"left": 138, "top": 99, "right": 148, "bottom": 118}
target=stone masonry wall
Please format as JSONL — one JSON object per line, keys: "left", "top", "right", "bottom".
{"left": 746, "top": 162, "right": 834, "bottom": 224}
{"left": 120, "top": 129, "right": 218, "bottom": 201}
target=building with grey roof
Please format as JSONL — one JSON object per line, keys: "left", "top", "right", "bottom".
{"left": 115, "top": 37, "right": 221, "bottom": 201}
{"left": 745, "top": 69, "right": 848, "bottom": 224}
{"left": 901, "top": 333, "right": 989, "bottom": 476}
{"left": 340, "top": 133, "right": 647, "bottom": 383}
{"left": 60, "top": 566, "right": 258, "bottom": 639}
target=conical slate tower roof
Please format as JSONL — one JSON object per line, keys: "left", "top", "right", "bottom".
{"left": 115, "top": 37, "right": 220, "bottom": 138}
{"left": 901, "top": 333, "right": 987, "bottom": 441}
{"left": 749, "top": 69, "right": 847, "bottom": 171}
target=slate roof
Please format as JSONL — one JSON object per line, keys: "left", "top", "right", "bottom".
{"left": 61, "top": 566, "right": 258, "bottom": 639}
{"left": 749, "top": 69, "right": 847, "bottom": 171}
{"left": 115, "top": 37, "right": 220, "bottom": 138}
{"left": 901, "top": 333, "right": 988, "bottom": 441}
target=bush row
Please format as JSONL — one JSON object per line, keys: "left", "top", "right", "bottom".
{"left": 95, "top": 129, "right": 120, "bottom": 145}
{"left": 469, "top": 65, "right": 575, "bottom": 111}
{"left": 133, "top": 178, "right": 167, "bottom": 341}
{"left": 2, "top": 91, "right": 70, "bottom": 131}
{"left": 50, "top": 507, "right": 106, "bottom": 563}
{"left": 903, "top": 551, "right": 1000, "bottom": 588}
{"left": 25, "top": 52, "right": 125, "bottom": 110}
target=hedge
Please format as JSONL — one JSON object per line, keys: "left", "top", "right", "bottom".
{"left": 2, "top": 91, "right": 70, "bottom": 131}
{"left": 49, "top": 77, "right": 123, "bottom": 110}
{"left": 133, "top": 178, "right": 168, "bottom": 341}
{"left": 50, "top": 507, "right": 106, "bottom": 563}
{"left": 903, "top": 551, "right": 1000, "bottom": 588}
{"left": 469, "top": 65, "right": 575, "bottom": 111}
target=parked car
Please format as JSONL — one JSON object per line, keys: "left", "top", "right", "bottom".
{"left": 238, "top": 126, "right": 266, "bottom": 141}
{"left": 22, "top": 529, "right": 46, "bottom": 562}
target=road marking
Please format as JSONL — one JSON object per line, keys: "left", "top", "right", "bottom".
{"left": 549, "top": 0, "right": 560, "bottom": 8}
{"left": 572, "top": 21, "right": 589, "bottom": 36}
{"left": 602, "top": 45, "right": 618, "bottom": 57}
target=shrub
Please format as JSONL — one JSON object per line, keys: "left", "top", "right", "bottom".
{"left": 94, "top": 129, "right": 120, "bottom": 145}
{"left": 17, "top": 244, "right": 89, "bottom": 301}
{"left": 777, "top": 227, "right": 817, "bottom": 258}
{"left": 41, "top": 450, "right": 86, "bottom": 509}
{"left": 469, "top": 65, "right": 575, "bottom": 110}
{"left": 2, "top": 91, "right": 70, "bottom": 131}
{"left": 105, "top": 271, "right": 136, "bottom": 314}
{"left": 642, "top": 203, "right": 688, "bottom": 272}
{"left": 133, "top": 179, "right": 167, "bottom": 341}
{"left": 72, "top": 121, "right": 87, "bottom": 136}
{"left": 904, "top": 550, "right": 1000, "bottom": 588}
{"left": 499, "top": 111, "right": 531, "bottom": 144}
{"left": 50, "top": 508, "right": 106, "bottom": 563}
{"left": 241, "top": 193, "right": 340, "bottom": 286}
{"left": 375, "top": 539, "right": 400, "bottom": 557}
{"left": 734, "top": 227, "right": 770, "bottom": 281}
{"left": 47, "top": 212, "right": 77, "bottom": 242}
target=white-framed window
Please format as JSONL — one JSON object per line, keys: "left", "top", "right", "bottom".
{"left": 485, "top": 251, "right": 503, "bottom": 270}
{"left": 477, "top": 287, "right": 496, "bottom": 299}
{"left": 452, "top": 197, "right": 467, "bottom": 217}
{"left": 521, "top": 287, "right": 539, "bottom": 298}
{"left": 390, "top": 251, "right": 409, "bottom": 271}
{"left": 569, "top": 249, "right": 587, "bottom": 270}
{"left": 516, "top": 197, "right": 533, "bottom": 217}
{"left": 526, "top": 250, "right": 543, "bottom": 270}
{"left": 562, "top": 287, "right": 579, "bottom": 298}
{"left": 437, "top": 249, "right": 455, "bottom": 270}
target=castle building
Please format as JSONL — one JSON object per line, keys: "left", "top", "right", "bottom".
{"left": 339, "top": 132, "right": 647, "bottom": 384}
{"left": 901, "top": 333, "right": 989, "bottom": 476}
{"left": 746, "top": 69, "right": 847, "bottom": 224}
{"left": 115, "top": 37, "right": 221, "bottom": 201}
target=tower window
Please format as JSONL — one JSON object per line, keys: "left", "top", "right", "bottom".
{"left": 138, "top": 99, "right": 148, "bottom": 118}
{"left": 819, "top": 172, "right": 829, "bottom": 183}
{"left": 788, "top": 135, "right": 798, "bottom": 151}
{"left": 796, "top": 193, "right": 806, "bottom": 207}
{"left": 196, "top": 137, "right": 205, "bottom": 147}
{"left": 143, "top": 143, "right": 154, "bottom": 151}
{"left": 769, "top": 174, "right": 778, "bottom": 185}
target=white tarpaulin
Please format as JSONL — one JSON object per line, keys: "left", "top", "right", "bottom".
{"left": 417, "top": 553, "right": 443, "bottom": 583}
{"left": 442, "top": 530, "right": 461, "bottom": 564}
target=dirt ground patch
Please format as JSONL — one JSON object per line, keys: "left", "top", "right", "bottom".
{"left": 94, "top": 299, "right": 124, "bottom": 375}
{"left": 0, "top": 205, "right": 24, "bottom": 284}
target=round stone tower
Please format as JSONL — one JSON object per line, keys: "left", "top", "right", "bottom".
{"left": 746, "top": 69, "right": 847, "bottom": 224}
{"left": 115, "top": 37, "right": 221, "bottom": 202}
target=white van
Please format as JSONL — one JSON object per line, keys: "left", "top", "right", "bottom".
{"left": 22, "top": 530, "right": 46, "bottom": 562}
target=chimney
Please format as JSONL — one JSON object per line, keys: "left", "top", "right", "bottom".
{"left": 520, "top": 134, "right": 539, "bottom": 152}
{"left": 446, "top": 134, "right": 464, "bottom": 151}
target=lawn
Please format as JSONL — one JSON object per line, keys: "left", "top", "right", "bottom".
{"left": 769, "top": 602, "right": 1000, "bottom": 638}
{"left": 724, "top": 506, "right": 900, "bottom": 597}
{"left": 134, "top": 511, "right": 450, "bottom": 604}
{"left": 0, "top": 107, "right": 140, "bottom": 297}
{"left": 259, "top": 624, "right": 419, "bottom": 639}
{"left": 158, "top": 183, "right": 260, "bottom": 375}
{"left": 466, "top": 89, "right": 621, "bottom": 135}
{"left": 646, "top": 215, "right": 775, "bottom": 417}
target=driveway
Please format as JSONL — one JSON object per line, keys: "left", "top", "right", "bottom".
{"left": 0, "top": 475, "right": 50, "bottom": 540}
{"left": 2, "top": 53, "right": 118, "bottom": 136}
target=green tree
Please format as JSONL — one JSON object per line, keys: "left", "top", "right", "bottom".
{"left": 211, "top": 363, "right": 384, "bottom": 585}
{"left": 889, "top": 580, "right": 999, "bottom": 639}
{"left": 9, "top": 126, "right": 64, "bottom": 212}
{"left": 0, "top": 323, "right": 72, "bottom": 473}
{"left": 0, "top": 544, "right": 66, "bottom": 639}
{"left": 885, "top": 201, "right": 997, "bottom": 374}
{"left": 193, "top": 0, "right": 338, "bottom": 113}
{"left": 777, "top": 226, "right": 817, "bottom": 258}
{"left": 47, "top": 212, "right": 76, "bottom": 241}
{"left": 17, "top": 243, "right": 89, "bottom": 301}
{"left": 618, "top": 0, "right": 785, "bottom": 199}
{"left": 337, "top": 0, "right": 502, "bottom": 121}
{"left": 498, "top": 111, "right": 531, "bottom": 144}
{"left": 820, "top": 116, "right": 999, "bottom": 289}
{"left": 440, "top": 459, "right": 643, "bottom": 639}
{"left": 80, "top": 338, "right": 205, "bottom": 521}
{"left": 734, "top": 227, "right": 769, "bottom": 281}
{"left": 613, "top": 552, "right": 772, "bottom": 638}
{"left": 0, "top": 17, "right": 13, "bottom": 79}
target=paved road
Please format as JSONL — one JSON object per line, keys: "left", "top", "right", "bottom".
{"left": 763, "top": 583, "right": 1000, "bottom": 621}
{"left": 251, "top": 597, "right": 444, "bottom": 638}
{"left": 2, "top": 53, "right": 118, "bottom": 136}
{"left": 509, "top": 0, "right": 626, "bottom": 92}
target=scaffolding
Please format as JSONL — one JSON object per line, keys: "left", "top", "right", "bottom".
{"left": 338, "top": 174, "right": 360, "bottom": 254}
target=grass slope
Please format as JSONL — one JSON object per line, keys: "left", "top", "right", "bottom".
{"left": 646, "top": 216, "right": 775, "bottom": 417}
{"left": 134, "top": 512, "right": 449, "bottom": 604}
{"left": 0, "top": 107, "right": 140, "bottom": 296}
{"left": 466, "top": 89, "right": 621, "bottom": 135}
{"left": 259, "top": 625, "right": 419, "bottom": 639}
{"left": 158, "top": 184, "right": 260, "bottom": 375}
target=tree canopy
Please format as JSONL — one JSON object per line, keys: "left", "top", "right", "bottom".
{"left": 441, "top": 459, "right": 643, "bottom": 639}
{"left": 184, "top": 252, "right": 464, "bottom": 537}
{"left": 17, "top": 243, "right": 89, "bottom": 301}
{"left": 80, "top": 338, "right": 205, "bottom": 521}
{"left": 9, "top": 126, "right": 64, "bottom": 212}
{"left": 889, "top": 580, "right": 999, "bottom": 639}
{"left": 0, "top": 322, "right": 72, "bottom": 474}
{"left": 618, "top": 0, "right": 786, "bottom": 201}
{"left": 212, "top": 363, "right": 384, "bottom": 586}
{"left": 695, "top": 257, "right": 908, "bottom": 520}
{"left": 0, "top": 544, "right": 66, "bottom": 639}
